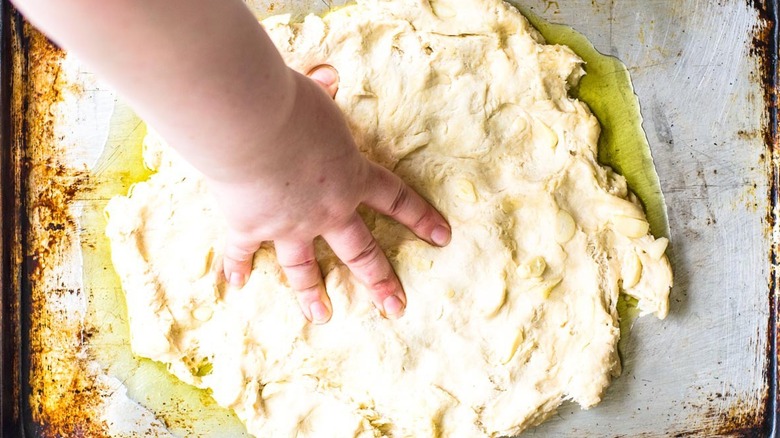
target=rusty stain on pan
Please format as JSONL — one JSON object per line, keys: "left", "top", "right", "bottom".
{"left": 9, "top": 6, "right": 225, "bottom": 436}
{"left": 760, "top": 0, "right": 780, "bottom": 435}
{"left": 674, "top": 1, "right": 779, "bottom": 436}
{"left": 10, "top": 11, "right": 113, "bottom": 437}
{"left": 657, "top": 2, "right": 778, "bottom": 436}
{"left": 754, "top": 0, "right": 779, "bottom": 436}
{"left": 681, "top": 0, "right": 779, "bottom": 436}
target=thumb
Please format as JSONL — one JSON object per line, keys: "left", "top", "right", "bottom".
{"left": 222, "top": 229, "right": 262, "bottom": 288}
{"left": 306, "top": 64, "right": 339, "bottom": 99}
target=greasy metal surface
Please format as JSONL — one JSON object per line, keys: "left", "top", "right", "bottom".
{"left": 9, "top": 0, "right": 777, "bottom": 437}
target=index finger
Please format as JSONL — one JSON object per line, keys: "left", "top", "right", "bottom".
{"left": 323, "top": 213, "right": 406, "bottom": 319}
{"left": 362, "top": 163, "right": 451, "bottom": 247}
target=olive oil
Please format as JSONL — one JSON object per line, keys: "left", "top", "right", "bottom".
{"left": 519, "top": 8, "right": 668, "bottom": 349}
{"left": 520, "top": 7, "right": 670, "bottom": 239}
{"left": 79, "top": 101, "right": 249, "bottom": 435}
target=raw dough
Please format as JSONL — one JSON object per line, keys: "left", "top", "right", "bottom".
{"left": 105, "top": 0, "right": 672, "bottom": 436}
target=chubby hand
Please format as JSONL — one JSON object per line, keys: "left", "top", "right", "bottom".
{"left": 210, "top": 66, "right": 451, "bottom": 324}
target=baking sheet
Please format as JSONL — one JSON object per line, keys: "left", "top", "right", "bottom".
{"left": 3, "top": 0, "right": 777, "bottom": 436}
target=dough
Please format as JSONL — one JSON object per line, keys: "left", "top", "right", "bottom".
{"left": 105, "top": 0, "right": 672, "bottom": 436}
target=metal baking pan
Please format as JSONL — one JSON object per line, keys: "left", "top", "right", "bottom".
{"left": 1, "top": 0, "right": 777, "bottom": 436}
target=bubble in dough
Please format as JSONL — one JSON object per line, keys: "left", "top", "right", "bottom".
{"left": 105, "top": 0, "right": 673, "bottom": 436}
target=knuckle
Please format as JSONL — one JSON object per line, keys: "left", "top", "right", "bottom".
{"left": 225, "top": 232, "right": 263, "bottom": 261}
{"left": 281, "top": 262, "right": 321, "bottom": 291}
{"left": 222, "top": 258, "right": 246, "bottom": 270}
{"left": 281, "top": 257, "right": 318, "bottom": 271}
{"left": 346, "top": 238, "right": 381, "bottom": 268}
{"left": 224, "top": 245, "right": 256, "bottom": 262}
{"left": 412, "top": 207, "right": 435, "bottom": 231}
{"left": 388, "top": 184, "right": 410, "bottom": 216}
{"left": 292, "top": 279, "right": 322, "bottom": 292}
{"left": 370, "top": 277, "right": 397, "bottom": 298}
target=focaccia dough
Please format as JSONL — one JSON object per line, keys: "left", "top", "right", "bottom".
{"left": 105, "top": 0, "right": 672, "bottom": 436}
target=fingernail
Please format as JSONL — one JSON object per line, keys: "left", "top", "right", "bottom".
{"left": 382, "top": 295, "right": 405, "bottom": 318}
{"left": 229, "top": 272, "right": 245, "bottom": 288}
{"left": 308, "top": 65, "right": 339, "bottom": 93}
{"left": 309, "top": 300, "right": 331, "bottom": 324}
{"left": 431, "top": 225, "right": 452, "bottom": 246}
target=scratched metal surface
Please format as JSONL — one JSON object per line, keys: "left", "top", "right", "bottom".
{"left": 23, "top": 0, "right": 772, "bottom": 436}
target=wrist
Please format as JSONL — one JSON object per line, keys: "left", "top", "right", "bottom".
{"left": 176, "top": 66, "right": 301, "bottom": 185}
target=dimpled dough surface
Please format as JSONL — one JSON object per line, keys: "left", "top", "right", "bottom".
{"left": 105, "top": 0, "right": 673, "bottom": 436}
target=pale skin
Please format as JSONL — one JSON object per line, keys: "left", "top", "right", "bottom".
{"left": 14, "top": 0, "right": 452, "bottom": 323}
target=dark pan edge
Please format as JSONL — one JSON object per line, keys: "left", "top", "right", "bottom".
{"left": 2, "top": 1, "right": 33, "bottom": 436}
{"left": 761, "top": 0, "right": 780, "bottom": 436}
{"left": 1, "top": 1, "right": 31, "bottom": 436}
{"left": 7, "top": 3, "right": 37, "bottom": 436}
{"left": 0, "top": 0, "right": 23, "bottom": 436}
{"left": 768, "top": 0, "right": 779, "bottom": 435}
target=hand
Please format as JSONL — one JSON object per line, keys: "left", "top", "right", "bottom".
{"left": 211, "top": 66, "right": 452, "bottom": 324}
{"left": 9, "top": 1, "right": 449, "bottom": 322}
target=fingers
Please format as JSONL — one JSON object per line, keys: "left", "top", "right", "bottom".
{"left": 323, "top": 213, "right": 406, "bottom": 319}
{"left": 222, "top": 230, "right": 262, "bottom": 288}
{"left": 306, "top": 64, "right": 339, "bottom": 99}
{"left": 363, "top": 163, "right": 452, "bottom": 247}
{"left": 274, "top": 240, "right": 332, "bottom": 324}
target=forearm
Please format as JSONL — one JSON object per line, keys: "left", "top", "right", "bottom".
{"left": 13, "top": 0, "right": 296, "bottom": 182}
